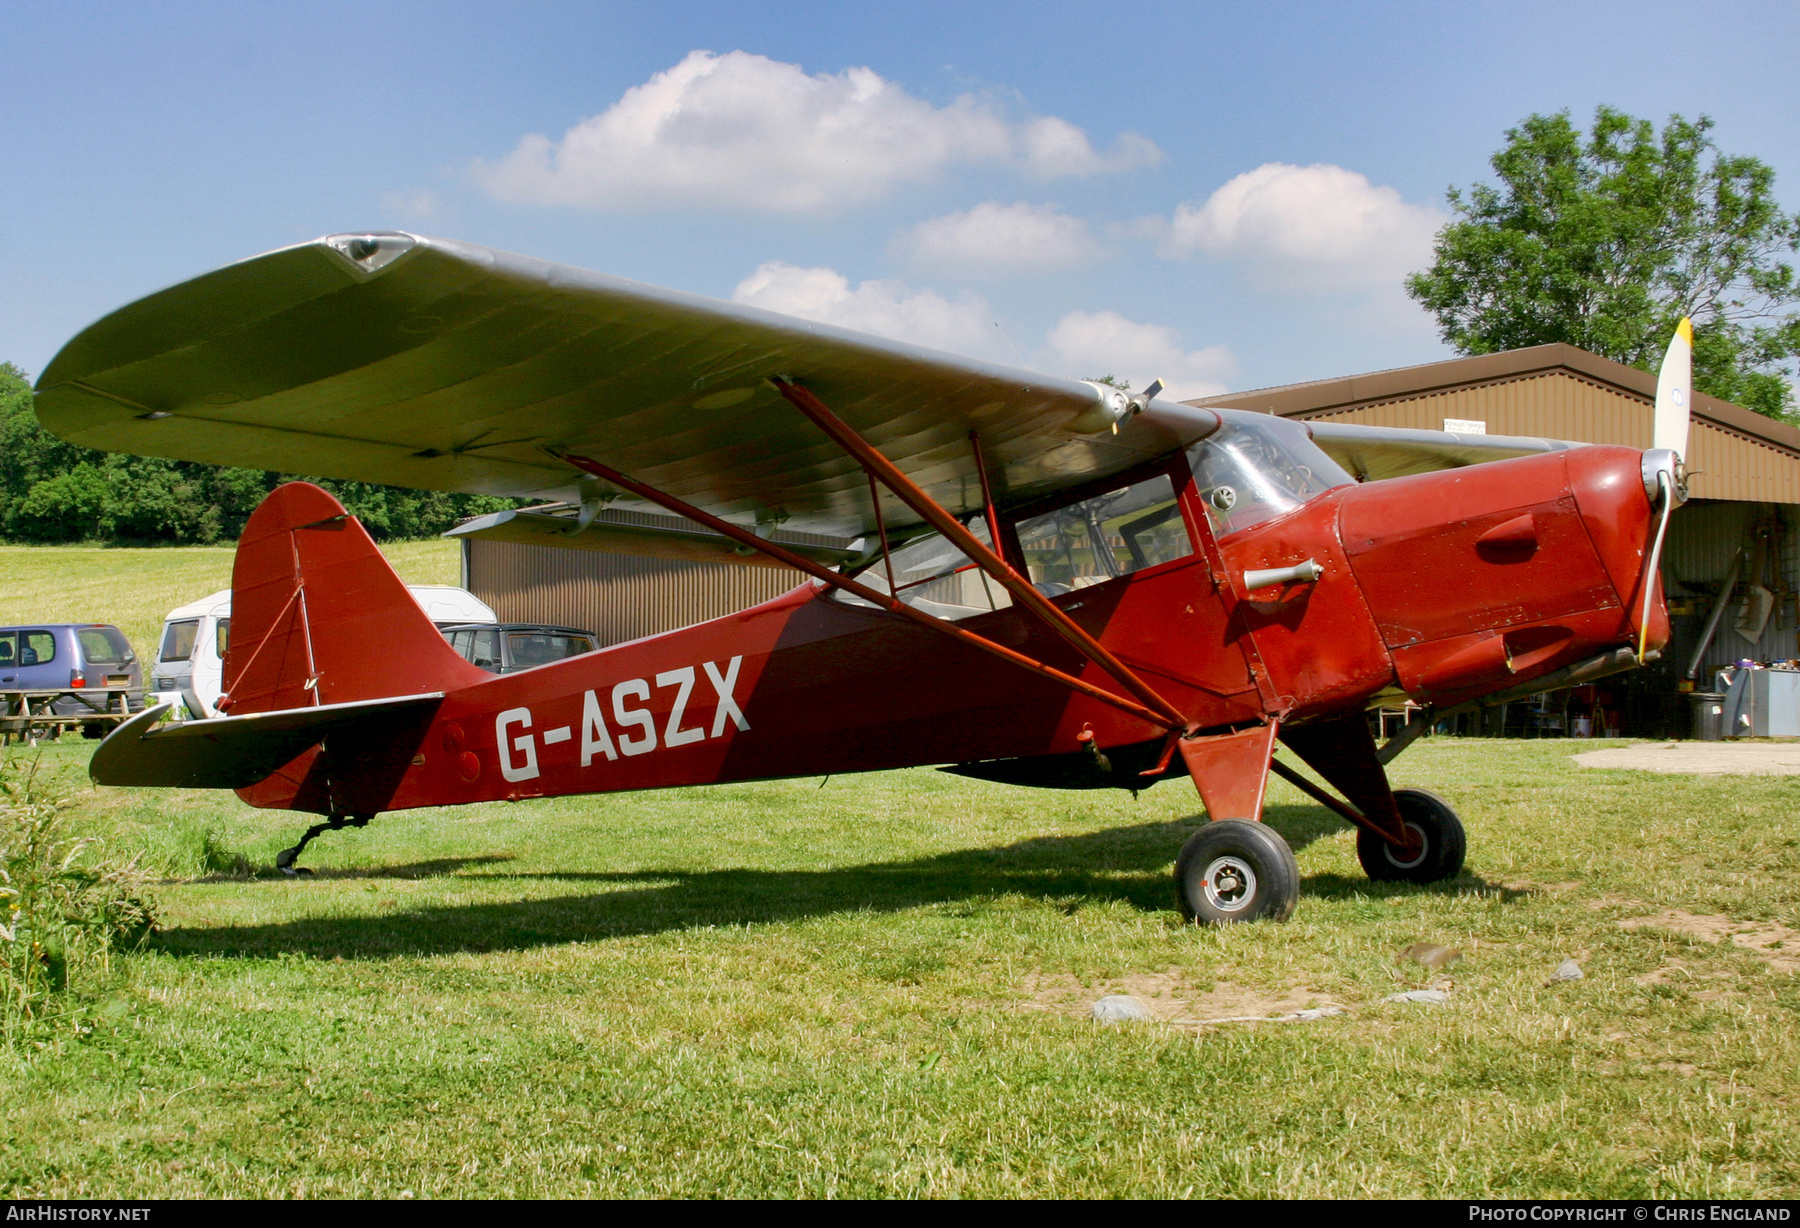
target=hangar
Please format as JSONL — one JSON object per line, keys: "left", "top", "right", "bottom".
{"left": 454, "top": 343, "right": 1800, "bottom": 738}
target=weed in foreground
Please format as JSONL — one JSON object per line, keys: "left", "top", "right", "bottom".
{"left": 0, "top": 753, "right": 156, "bottom": 1043}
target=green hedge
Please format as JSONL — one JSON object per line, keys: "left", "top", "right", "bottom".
{"left": 2, "top": 364, "right": 522, "bottom": 544}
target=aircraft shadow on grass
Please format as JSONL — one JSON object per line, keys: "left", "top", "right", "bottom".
{"left": 193, "top": 855, "right": 515, "bottom": 884}
{"left": 155, "top": 805, "right": 1519, "bottom": 961}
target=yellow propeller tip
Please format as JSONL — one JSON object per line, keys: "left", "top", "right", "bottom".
{"left": 1677, "top": 318, "right": 1693, "bottom": 344}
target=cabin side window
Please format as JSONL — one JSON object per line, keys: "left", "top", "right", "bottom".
{"left": 506, "top": 631, "right": 595, "bottom": 669}
{"left": 1014, "top": 473, "right": 1193, "bottom": 596}
{"left": 834, "top": 515, "right": 1015, "bottom": 621}
{"left": 468, "top": 627, "right": 502, "bottom": 672}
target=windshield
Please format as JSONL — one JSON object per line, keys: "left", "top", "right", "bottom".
{"left": 1189, "top": 414, "right": 1354, "bottom": 536}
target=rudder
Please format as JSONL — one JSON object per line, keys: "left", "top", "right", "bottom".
{"left": 223, "top": 482, "right": 488, "bottom": 714}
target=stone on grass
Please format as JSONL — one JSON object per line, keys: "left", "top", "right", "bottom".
{"left": 1091, "top": 995, "right": 1154, "bottom": 1024}
{"left": 1399, "top": 942, "right": 1462, "bottom": 971}
{"left": 1547, "top": 958, "right": 1584, "bottom": 984}
{"left": 1383, "top": 988, "right": 1450, "bottom": 1005}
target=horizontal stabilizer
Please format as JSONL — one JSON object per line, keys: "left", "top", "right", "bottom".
{"left": 90, "top": 694, "right": 444, "bottom": 789}
{"left": 446, "top": 506, "right": 861, "bottom": 568}
{"left": 1306, "top": 422, "right": 1583, "bottom": 482}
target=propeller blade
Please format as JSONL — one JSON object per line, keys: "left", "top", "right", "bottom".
{"left": 1653, "top": 318, "right": 1693, "bottom": 458}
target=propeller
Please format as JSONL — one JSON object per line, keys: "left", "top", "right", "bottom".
{"left": 1639, "top": 319, "right": 1693, "bottom": 663}
{"left": 1652, "top": 318, "right": 1693, "bottom": 457}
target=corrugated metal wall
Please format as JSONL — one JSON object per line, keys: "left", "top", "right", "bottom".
{"left": 1301, "top": 371, "right": 1800, "bottom": 504}
{"left": 467, "top": 540, "right": 805, "bottom": 647}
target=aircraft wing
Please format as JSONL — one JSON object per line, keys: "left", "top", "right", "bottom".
{"left": 35, "top": 232, "right": 1215, "bottom": 539}
{"left": 1301, "top": 421, "right": 1584, "bottom": 482}
{"left": 443, "top": 504, "right": 863, "bottom": 569}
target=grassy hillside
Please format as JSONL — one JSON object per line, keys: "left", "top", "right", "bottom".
{"left": 0, "top": 539, "right": 461, "bottom": 658}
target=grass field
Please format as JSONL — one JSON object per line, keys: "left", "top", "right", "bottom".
{"left": 4, "top": 725, "right": 1799, "bottom": 1198}
{"left": 0, "top": 540, "right": 461, "bottom": 660}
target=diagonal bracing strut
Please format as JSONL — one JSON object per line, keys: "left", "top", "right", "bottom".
{"left": 550, "top": 449, "right": 1183, "bottom": 732}
{"left": 769, "top": 378, "right": 1189, "bottom": 730}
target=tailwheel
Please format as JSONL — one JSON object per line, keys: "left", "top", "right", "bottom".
{"left": 1175, "top": 819, "right": 1300, "bottom": 924}
{"left": 1356, "top": 788, "right": 1466, "bottom": 883}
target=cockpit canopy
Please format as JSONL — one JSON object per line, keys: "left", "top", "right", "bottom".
{"left": 1190, "top": 411, "right": 1356, "bottom": 536}
{"left": 834, "top": 408, "right": 1356, "bottom": 620}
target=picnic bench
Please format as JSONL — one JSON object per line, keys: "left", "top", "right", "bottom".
{"left": 0, "top": 686, "right": 143, "bottom": 745}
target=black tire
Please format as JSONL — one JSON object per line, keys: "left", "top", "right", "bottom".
{"left": 1357, "top": 788, "right": 1467, "bottom": 883}
{"left": 1175, "top": 819, "right": 1301, "bottom": 924}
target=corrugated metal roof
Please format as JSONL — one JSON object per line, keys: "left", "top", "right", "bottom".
{"left": 1189, "top": 347, "right": 1800, "bottom": 504}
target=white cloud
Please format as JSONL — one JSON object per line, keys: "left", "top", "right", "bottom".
{"left": 732, "top": 262, "right": 1234, "bottom": 396}
{"left": 1162, "top": 162, "right": 1444, "bottom": 292}
{"left": 732, "top": 261, "right": 1005, "bottom": 360}
{"left": 1017, "top": 117, "right": 1160, "bottom": 179}
{"left": 1038, "top": 310, "right": 1236, "bottom": 402}
{"left": 472, "top": 50, "right": 1160, "bottom": 213}
{"left": 899, "top": 202, "right": 1105, "bottom": 275}
{"left": 380, "top": 188, "right": 440, "bottom": 221}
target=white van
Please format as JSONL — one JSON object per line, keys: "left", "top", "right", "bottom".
{"left": 149, "top": 585, "right": 497, "bottom": 719}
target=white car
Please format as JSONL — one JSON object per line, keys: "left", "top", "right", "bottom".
{"left": 148, "top": 585, "right": 497, "bottom": 719}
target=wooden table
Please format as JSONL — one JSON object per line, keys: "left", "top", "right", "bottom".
{"left": 0, "top": 687, "right": 143, "bottom": 745}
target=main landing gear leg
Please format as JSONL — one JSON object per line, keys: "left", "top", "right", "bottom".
{"left": 276, "top": 812, "right": 374, "bottom": 878}
{"left": 1173, "top": 723, "right": 1300, "bottom": 924}
{"left": 1278, "top": 714, "right": 1466, "bottom": 885}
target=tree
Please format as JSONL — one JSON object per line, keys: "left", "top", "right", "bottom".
{"left": 1406, "top": 107, "right": 1800, "bottom": 420}
{"left": 0, "top": 363, "right": 522, "bottom": 544}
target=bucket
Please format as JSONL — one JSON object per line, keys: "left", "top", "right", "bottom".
{"left": 1689, "top": 692, "right": 1727, "bottom": 741}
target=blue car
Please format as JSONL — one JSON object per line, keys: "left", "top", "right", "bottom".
{"left": 0, "top": 623, "right": 144, "bottom": 737}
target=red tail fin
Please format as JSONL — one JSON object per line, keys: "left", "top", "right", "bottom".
{"left": 223, "top": 482, "right": 487, "bottom": 714}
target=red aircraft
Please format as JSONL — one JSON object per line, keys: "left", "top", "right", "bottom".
{"left": 35, "top": 234, "right": 1692, "bottom": 923}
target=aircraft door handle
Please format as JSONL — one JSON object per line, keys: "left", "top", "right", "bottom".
{"left": 1242, "top": 559, "right": 1324, "bottom": 592}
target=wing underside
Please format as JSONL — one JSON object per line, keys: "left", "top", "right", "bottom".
{"left": 35, "top": 232, "right": 1212, "bottom": 540}
{"left": 1303, "top": 421, "right": 1584, "bottom": 482}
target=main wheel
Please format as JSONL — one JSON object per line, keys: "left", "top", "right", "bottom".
{"left": 1175, "top": 819, "right": 1301, "bottom": 924}
{"left": 1356, "top": 787, "right": 1466, "bottom": 883}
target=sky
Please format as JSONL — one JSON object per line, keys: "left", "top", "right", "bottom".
{"left": 4, "top": 0, "right": 1797, "bottom": 399}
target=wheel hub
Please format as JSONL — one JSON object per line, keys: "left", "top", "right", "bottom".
{"left": 1383, "top": 820, "right": 1429, "bottom": 870}
{"left": 1201, "top": 855, "right": 1258, "bottom": 913}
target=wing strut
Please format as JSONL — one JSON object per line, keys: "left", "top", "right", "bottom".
{"left": 550, "top": 450, "right": 1184, "bottom": 734}
{"left": 769, "top": 379, "right": 1189, "bottom": 730}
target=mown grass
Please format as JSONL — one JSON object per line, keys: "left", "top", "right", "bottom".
{"left": 0, "top": 540, "right": 461, "bottom": 660}
{"left": 3, "top": 733, "right": 1798, "bottom": 1198}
